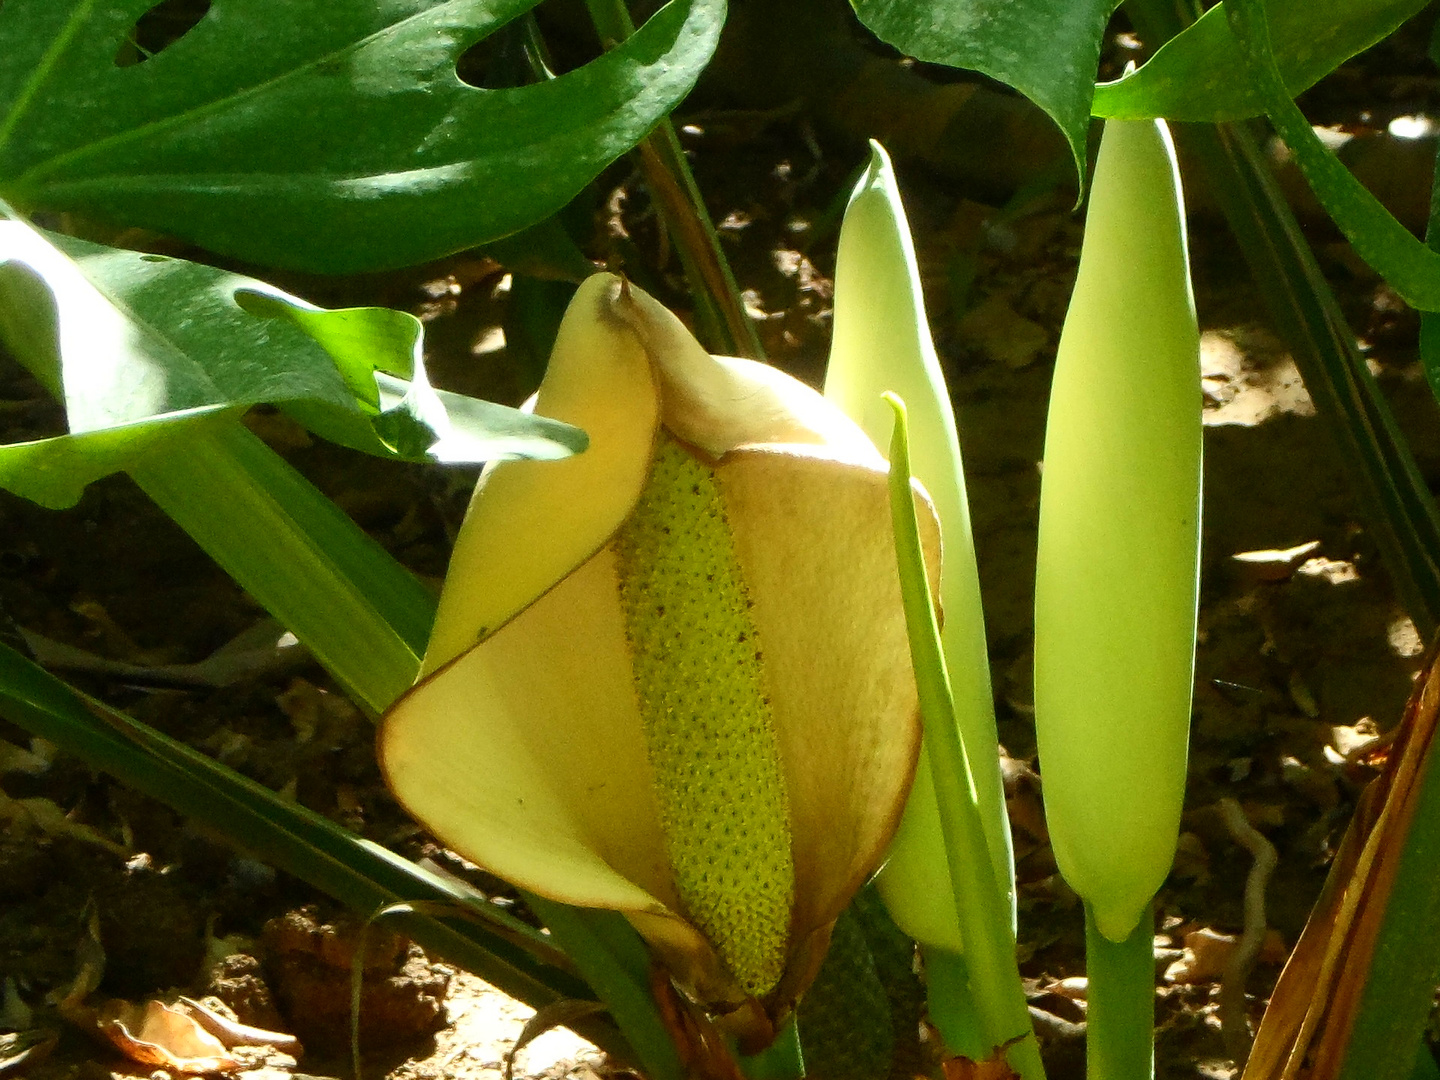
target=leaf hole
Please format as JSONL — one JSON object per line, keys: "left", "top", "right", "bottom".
{"left": 114, "top": 0, "right": 211, "bottom": 67}
{"left": 455, "top": 23, "right": 529, "bottom": 90}
{"left": 455, "top": 2, "right": 593, "bottom": 89}
{"left": 232, "top": 290, "right": 286, "bottom": 318}
{"left": 138, "top": 254, "right": 170, "bottom": 263}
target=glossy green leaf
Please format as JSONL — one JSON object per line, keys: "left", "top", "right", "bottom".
{"left": 0, "top": 216, "right": 584, "bottom": 509}
{"left": 1416, "top": 21, "right": 1440, "bottom": 407}
{"left": 0, "top": 0, "right": 724, "bottom": 273}
{"left": 1093, "top": 0, "right": 1425, "bottom": 122}
{"left": 849, "top": 0, "right": 1114, "bottom": 191}
{"left": 1223, "top": 0, "right": 1440, "bottom": 311}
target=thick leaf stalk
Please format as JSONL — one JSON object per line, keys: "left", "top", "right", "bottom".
{"left": 1085, "top": 903, "right": 1157, "bottom": 1080}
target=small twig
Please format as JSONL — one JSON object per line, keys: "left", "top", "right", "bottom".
{"left": 585, "top": 0, "right": 765, "bottom": 360}
{"left": 1027, "top": 1004, "right": 1085, "bottom": 1042}
{"left": 1218, "top": 797, "right": 1279, "bottom": 1069}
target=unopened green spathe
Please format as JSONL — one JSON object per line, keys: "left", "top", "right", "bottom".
{"left": 1033, "top": 118, "right": 1202, "bottom": 944}
{"left": 379, "top": 273, "right": 940, "bottom": 1039}
{"left": 824, "top": 141, "right": 1013, "bottom": 956}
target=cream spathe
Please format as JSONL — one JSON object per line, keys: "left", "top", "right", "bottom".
{"left": 379, "top": 273, "right": 940, "bottom": 1041}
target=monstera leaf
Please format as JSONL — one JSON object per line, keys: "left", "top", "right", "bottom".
{"left": 0, "top": 0, "right": 723, "bottom": 272}
{"left": 849, "top": 0, "right": 1114, "bottom": 192}
{"left": 1092, "top": 0, "right": 1426, "bottom": 121}
{"left": 0, "top": 213, "right": 584, "bottom": 509}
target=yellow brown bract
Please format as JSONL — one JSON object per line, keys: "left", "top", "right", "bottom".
{"left": 378, "top": 273, "right": 940, "bottom": 1040}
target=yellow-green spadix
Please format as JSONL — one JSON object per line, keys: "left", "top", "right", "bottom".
{"left": 1033, "top": 118, "right": 1201, "bottom": 943}
{"left": 379, "top": 273, "right": 940, "bottom": 1035}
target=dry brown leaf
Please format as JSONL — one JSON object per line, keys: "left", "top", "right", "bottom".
{"left": 1243, "top": 634, "right": 1440, "bottom": 1080}
{"left": 1165, "top": 927, "right": 1240, "bottom": 984}
{"left": 0, "top": 1029, "right": 59, "bottom": 1077}
{"left": 956, "top": 294, "right": 1049, "bottom": 370}
{"left": 0, "top": 791, "right": 128, "bottom": 856}
{"left": 941, "top": 1034, "right": 1028, "bottom": 1080}
{"left": 56, "top": 905, "right": 106, "bottom": 1015}
{"left": 177, "top": 996, "right": 301, "bottom": 1054}
{"left": 1228, "top": 540, "right": 1322, "bottom": 583}
{"left": 94, "top": 999, "right": 239, "bottom": 1074}
{"left": 941, "top": 1049, "right": 1023, "bottom": 1079}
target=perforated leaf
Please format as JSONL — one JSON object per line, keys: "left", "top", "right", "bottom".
{"left": 1093, "top": 0, "right": 1426, "bottom": 121}
{"left": 0, "top": 0, "right": 724, "bottom": 272}
{"left": 849, "top": 0, "right": 1115, "bottom": 191}
{"left": 0, "top": 215, "right": 584, "bottom": 508}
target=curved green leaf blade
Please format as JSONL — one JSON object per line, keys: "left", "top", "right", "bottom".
{"left": 0, "top": 0, "right": 724, "bottom": 273}
{"left": 884, "top": 396, "right": 1044, "bottom": 1080}
{"left": 849, "top": 0, "right": 1114, "bottom": 191}
{"left": 1093, "top": 0, "right": 1425, "bottom": 121}
{"left": 1415, "top": 23, "right": 1440, "bottom": 406}
{"left": 0, "top": 217, "right": 584, "bottom": 508}
{"left": 1224, "top": 0, "right": 1440, "bottom": 311}
{"left": 0, "top": 638, "right": 627, "bottom": 1046}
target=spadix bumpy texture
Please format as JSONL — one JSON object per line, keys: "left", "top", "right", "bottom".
{"left": 615, "top": 435, "right": 794, "bottom": 997}
{"left": 378, "top": 272, "right": 940, "bottom": 1031}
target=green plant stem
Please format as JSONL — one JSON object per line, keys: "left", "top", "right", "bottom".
{"left": 886, "top": 395, "right": 1044, "bottom": 1080}
{"left": 127, "top": 417, "right": 434, "bottom": 715}
{"left": 584, "top": 0, "right": 765, "bottom": 359}
{"left": 738, "top": 1016, "right": 805, "bottom": 1079}
{"left": 1085, "top": 903, "right": 1155, "bottom": 1080}
{"left": 526, "top": 898, "right": 685, "bottom": 1080}
{"left": 922, "top": 946, "right": 986, "bottom": 1061}
{"left": 1113, "top": 13, "right": 1440, "bottom": 1064}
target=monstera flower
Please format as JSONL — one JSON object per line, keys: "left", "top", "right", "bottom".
{"left": 379, "top": 274, "right": 939, "bottom": 1041}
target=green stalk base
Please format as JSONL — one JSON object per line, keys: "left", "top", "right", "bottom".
{"left": 1085, "top": 902, "right": 1155, "bottom": 1080}
{"left": 739, "top": 1016, "right": 805, "bottom": 1080}
{"left": 923, "top": 946, "right": 986, "bottom": 1062}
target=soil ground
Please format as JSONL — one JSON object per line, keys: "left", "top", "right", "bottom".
{"left": 3, "top": 5, "right": 1440, "bottom": 1079}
